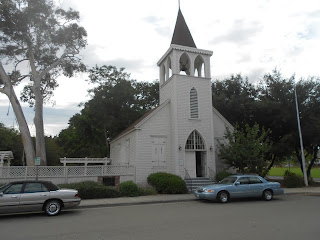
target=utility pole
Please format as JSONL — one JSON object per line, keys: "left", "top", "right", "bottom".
{"left": 294, "top": 84, "right": 308, "bottom": 186}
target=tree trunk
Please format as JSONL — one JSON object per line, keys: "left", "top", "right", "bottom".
{"left": 262, "top": 155, "right": 276, "bottom": 177}
{"left": 307, "top": 146, "right": 318, "bottom": 180}
{"left": 0, "top": 64, "right": 35, "bottom": 166}
{"left": 33, "top": 77, "right": 47, "bottom": 165}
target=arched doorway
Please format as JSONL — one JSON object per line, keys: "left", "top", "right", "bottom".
{"left": 185, "top": 130, "right": 206, "bottom": 178}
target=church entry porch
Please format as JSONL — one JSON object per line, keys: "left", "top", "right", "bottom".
{"left": 184, "top": 130, "right": 207, "bottom": 178}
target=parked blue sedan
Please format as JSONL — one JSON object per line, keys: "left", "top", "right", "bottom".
{"left": 194, "top": 175, "right": 284, "bottom": 203}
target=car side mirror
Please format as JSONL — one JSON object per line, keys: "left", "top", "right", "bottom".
{"left": 235, "top": 182, "right": 240, "bottom": 186}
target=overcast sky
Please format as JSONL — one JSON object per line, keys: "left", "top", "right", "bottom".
{"left": 0, "top": 0, "right": 319, "bottom": 136}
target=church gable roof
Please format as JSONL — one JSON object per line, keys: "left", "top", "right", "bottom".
{"left": 110, "top": 100, "right": 170, "bottom": 143}
{"left": 171, "top": 9, "right": 197, "bottom": 48}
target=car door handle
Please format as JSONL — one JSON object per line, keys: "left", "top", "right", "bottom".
{"left": 11, "top": 196, "right": 18, "bottom": 198}
{"left": 41, "top": 194, "right": 47, "bottom": 196}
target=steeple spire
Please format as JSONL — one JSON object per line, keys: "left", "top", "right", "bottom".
{"left": 171, "top": 9, "right": 197, "bottom": 48}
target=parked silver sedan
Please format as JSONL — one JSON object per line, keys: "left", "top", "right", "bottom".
{"left": 194, "top": 175, "right": 284, "bottom": 203}
{"left": 0, "top": 180, "right": 81, "bottom": 216}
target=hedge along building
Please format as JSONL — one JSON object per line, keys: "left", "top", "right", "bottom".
{"left": 110, "top": 9, "right": 232, "bottom": 184}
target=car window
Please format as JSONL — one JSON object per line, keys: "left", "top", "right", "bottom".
{"left": 0, "top": 184, "right": 10, "bottom": 192}
{"left": 3, "top": 183, "right": 23, "bottom": 194}
{"left": 237, "top": 177, "right": 250, "bottom": 184}
{"left": 24, "top": 183, "right": 49, "bottom": 193}
{"left": 44, "top": 182, "right": 59, "bottom": 191}
{"left": 220, "top": 177, "right": 237, "bottom": 184}
{"left": 249, "top": 177, "right": 262, "bottom": 184}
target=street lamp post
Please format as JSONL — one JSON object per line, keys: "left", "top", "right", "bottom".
{"left": 294, "top": 84, "right": 308, "bottom": 186}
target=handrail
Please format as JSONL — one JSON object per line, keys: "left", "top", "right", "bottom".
{"left": 184, "top": 168, "right": 192, "bottom": 192}
{"left": 208, "top": 167, "right": 216, "bottom": 182}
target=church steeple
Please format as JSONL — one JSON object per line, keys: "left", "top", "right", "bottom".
{"left": 171, "top": 9, "right": 197, "bottom": 48}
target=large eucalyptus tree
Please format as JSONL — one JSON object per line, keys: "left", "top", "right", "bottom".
{"left": 0, "top": 0, "right": 87, "bottom": 165}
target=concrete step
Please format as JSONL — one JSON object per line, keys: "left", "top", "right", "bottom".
{"left": 185, "top": 178, "right": 216, "bottom": 191}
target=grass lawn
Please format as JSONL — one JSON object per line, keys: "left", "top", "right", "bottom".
{"left": 268, "top": 167, "right": 320, "bottom": 178}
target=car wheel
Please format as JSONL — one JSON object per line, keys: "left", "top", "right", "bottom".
{"left": 217, "top": 191, "right": 229, "bottom": 203}
{"left": 45, "top": 200, "right": 61, "bottom": 216}
{"left": 262, "top": 190, "right": 273, "bottom": 201}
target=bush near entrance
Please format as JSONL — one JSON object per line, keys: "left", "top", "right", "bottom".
{"left": 59, "top": 181, "right": 121, "bottom": 199}
{"left": 215, "top": 171, "right": 232, "bottom": 182}
{"left": 120, "top": 181, "right": 139, "bottom": 197}
{"left": 58, "top": 181, "right": 157, "bottom": 199}
{"left": 147, "top": 172, "right": 188, "bottom": 194}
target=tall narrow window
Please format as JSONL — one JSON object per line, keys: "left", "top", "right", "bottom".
{"left": 190, "top": 87, "right": 198, "bottom": 118}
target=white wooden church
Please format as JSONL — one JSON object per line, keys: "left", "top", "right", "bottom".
{"left": 110, "top": 9, "right": 232, "bottom": 184}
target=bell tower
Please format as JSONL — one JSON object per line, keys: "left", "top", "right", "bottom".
{"left": 157, "top": 9, "right": 216, "bottom": 178}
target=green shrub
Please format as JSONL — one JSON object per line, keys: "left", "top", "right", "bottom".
{"left": 138, "top": 186, "right": 157, "bottom": 196}
{"left": 120, "top": 181, "right": 139, "bottom": 197}
{"left": 58, "top": 181, "right": 121, "bottom": 199}
{"left": 147, "top": 172, "right": 188, "bottom": 194}
{"left": 215, "top": 171, "right": 232, "bottom": 182}
{"left": 283, "top": 170, "right": 304, "bottom": 188}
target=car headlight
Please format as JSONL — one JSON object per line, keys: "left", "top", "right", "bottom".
{"left": 204, "top": 189, "right": 215, "bottom": 193}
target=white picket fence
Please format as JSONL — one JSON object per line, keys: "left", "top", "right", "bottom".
{"left": 0, "top": 165, "right": 135, "bottom": 185}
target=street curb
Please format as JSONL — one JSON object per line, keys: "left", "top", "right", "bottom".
{"left": 77, "top": 192, "right": 320, "bottom": 209}
{"left": 78, "top": 198, "right": 197, "bottom": 209}
{"left": 285, "top": 192, "right": 320, "bottom": 196}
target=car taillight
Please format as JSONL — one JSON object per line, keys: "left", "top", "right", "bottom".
{"left": 75, "top": 193, "right": 79, "bottom": 198}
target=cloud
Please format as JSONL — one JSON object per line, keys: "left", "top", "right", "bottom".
{"left": 143, "top": 16, "right": 163, "bottom": 24}
{"left": 142, "top": 16, "right": 171, "bottom": 37}
{"left": 246, "top": 68, "right": 265, "bottom": 82}
{"left": 210, "top": 19, "right": 263, "bottom": 45}
{"left": 0, "top": 103, "right": 82, "bottom": 136}
{"left": 97, "top": 58, "right": 146, "bottom": 74}
{"left": 236, "top": 54, "right": 252, "bottom": 64}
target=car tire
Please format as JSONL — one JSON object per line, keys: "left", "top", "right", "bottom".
{"left": 45, "top": 200, "right": 61, "bottom": 216}
{"left": 262, "top": 189, "right": 273, "bottom": 201}
{"left": 217, "top": 191, "right": 229, "bottom": 203}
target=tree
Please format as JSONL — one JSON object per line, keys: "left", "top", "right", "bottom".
{"left": 56, "top": 65, "right": 159, "bottom": 158}
{"left": 45, "top": 136, "right": 63, "bottom": 166}
{"left": 212, "top": 70, "right": 320, "bottom": 179}
{"left": 257, "top": 71, "right": 320, "bottom": 179}
{"left": 0, "top": 0, "right": 87, "bottom": 165}
{"left": 218, "top": 123, "right": 273, "bottom": 176}
{"left": 212, "top": 74, "right": 257, "bottom": 128}
{"left": 0, "top": 122, "right": 24, "bottom": 165}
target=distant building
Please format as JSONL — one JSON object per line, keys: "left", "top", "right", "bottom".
{"left": 110, "top": 9, "right": 232, "bottom": 184}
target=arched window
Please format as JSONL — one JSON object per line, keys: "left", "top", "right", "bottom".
{"left": 160, "top": 64, "right": 166, "bottom": 84}
{"left": 179, "top": 52, "right": 191, "bottom": 75}
{"left": 168, "top": 57, "right": 173, "bottom": 79}
{"left": 190, "top": 88, "right": 198, "bottom": 118}
{"left": 194, "top": 55, "right": 205, "bottom": 77}
{"left": 185, "top": 130, "right": 205, "bottom": 150}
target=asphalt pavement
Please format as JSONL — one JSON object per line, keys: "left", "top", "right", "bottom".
{"left": 79, "top": 186, "right": 320, "bottom": 209}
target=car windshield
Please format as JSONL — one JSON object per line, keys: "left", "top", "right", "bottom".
{"left": 219, "top": 177, "right": 237, "bottom": 184}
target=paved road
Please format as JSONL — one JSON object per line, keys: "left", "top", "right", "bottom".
{"left": 1, "top": 195, "right": 319, "bottom": 240}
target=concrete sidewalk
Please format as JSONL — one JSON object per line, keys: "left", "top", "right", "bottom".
{"left": 79, "top": 187, "right": 320, "bottom": 209}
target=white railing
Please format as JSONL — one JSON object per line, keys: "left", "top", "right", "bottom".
{"left": 0, "top": 165, "right": 135, "bottom": 184}
{"left": 60, "top": 157, "right": 111, "bottom": 165}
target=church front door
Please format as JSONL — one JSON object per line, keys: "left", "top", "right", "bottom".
{"left": 185, "top": 151, "right": 206, "bottom": 178}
